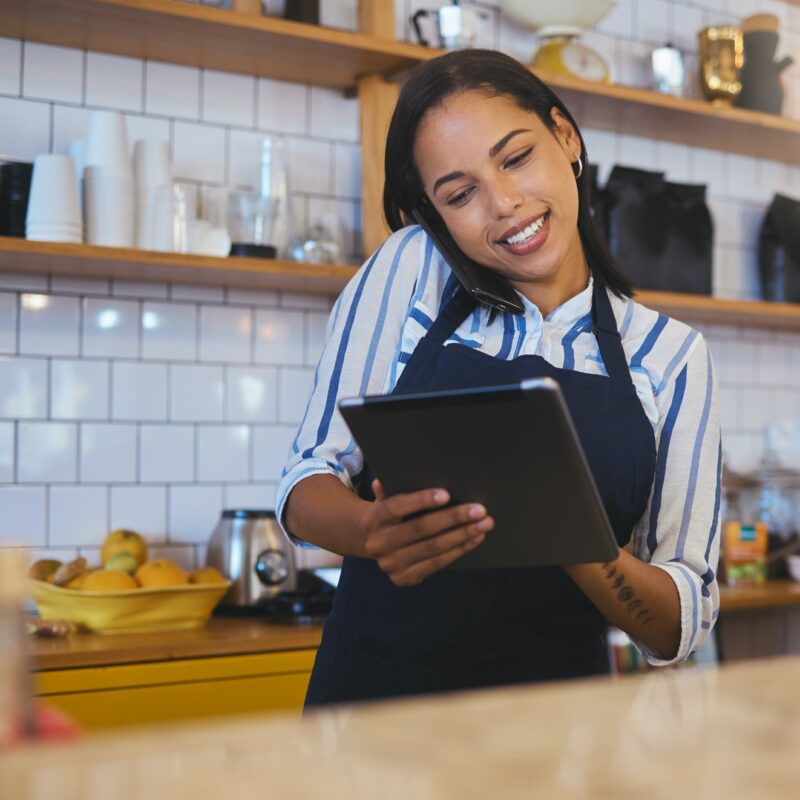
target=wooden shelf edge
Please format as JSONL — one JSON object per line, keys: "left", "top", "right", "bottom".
{"left": 0, "top": 0, "right": 434, "bottom": 88}
{"left": 105, "top": 0, "right": 430, "bottom": 60}
{"left": 719, "top": 581, "right": 800, "bottom": 612}
{"left": 537, "top": 68, "right": 800, "bottom": 135}
{"left": 636, "top": 290, "right": 800, "bottom": 332}
{"left": 534, "top": 67, "right": 800, "bottom": 165}
{"left": 2, "top": 240, "right": 800, "bottom": 329}
{"left": 0, "top": 237, "right": 358, "bottom": 294}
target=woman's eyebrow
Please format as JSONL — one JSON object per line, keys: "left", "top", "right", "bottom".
{"left": 488, "top": 128, "right": 531, "bottom": 158}
{"left": 432, "top": 128, "right": 532, "bottom": 195}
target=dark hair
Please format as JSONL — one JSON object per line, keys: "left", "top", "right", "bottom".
{"left": 382, "top": 49, "right": 632, "bottom": 298}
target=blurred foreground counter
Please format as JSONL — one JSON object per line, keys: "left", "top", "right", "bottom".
{"left": 4, "top": 656, "right": 800, "bottom": 799}
{"left": 27, "top": 582, "right": 800, "bottom": 731}
{"left": 30, "top": 617, "right": 323, "bottom": 729}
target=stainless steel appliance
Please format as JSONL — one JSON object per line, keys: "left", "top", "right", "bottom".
{"left": 411, "top": 1, "right": 485, "bottom": 51}
{"left": 206, "top": 509, "right": 298, "bottom": 607}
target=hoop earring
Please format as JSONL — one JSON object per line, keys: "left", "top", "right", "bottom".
{"left": 572, "top": 157, "right": 583, "bottom": 180}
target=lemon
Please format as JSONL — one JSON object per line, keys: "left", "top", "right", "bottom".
{"left": 101, "top": 529, "right": 147, "bottom": 567}
{"left": 83, "top": 569, "right": 139, "bottom": 592}
{"left": 135, "top": 559, "right": 189, "bottom": 588}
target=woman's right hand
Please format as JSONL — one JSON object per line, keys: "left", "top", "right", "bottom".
{"left": 361, "top": 479, "right": 494, "bottom": 587}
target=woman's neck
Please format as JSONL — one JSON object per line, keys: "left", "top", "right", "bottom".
{"left": 511, "top": 258, "right": 591, "bottom": 318}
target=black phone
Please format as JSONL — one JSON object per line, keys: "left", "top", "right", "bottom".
{"left": 411, "top": 207, "right": 525, "bottom": 315}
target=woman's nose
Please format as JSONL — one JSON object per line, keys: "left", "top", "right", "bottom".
{"left": 487, "top": 176, "right": 524, "bottom": 218}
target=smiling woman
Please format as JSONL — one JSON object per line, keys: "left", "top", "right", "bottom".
{"left": 277, "top": 49, "right": 722, "bottom": 709}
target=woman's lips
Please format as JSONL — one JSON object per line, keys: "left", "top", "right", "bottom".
{"left": 498, "top": 212, "right": 550, "bottom": 256}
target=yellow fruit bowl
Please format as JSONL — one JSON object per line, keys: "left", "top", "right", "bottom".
{"left": 29, "top": 579, "right": 231, "bottom": 635}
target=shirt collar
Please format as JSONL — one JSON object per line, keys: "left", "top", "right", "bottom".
{"left": 512, "top": 275, "right": 594, "bottom": 330}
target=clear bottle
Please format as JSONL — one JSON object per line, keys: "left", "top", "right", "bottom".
{"left": 0, "top": 548, "right": 35, "bottom": 746}
{"left": 259, "top": 134, "right": 294, "bottom": 258}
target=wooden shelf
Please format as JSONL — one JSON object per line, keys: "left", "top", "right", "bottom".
{"left": 0, "top": 0, "right": 432, "bottom": 89}
{"left": 719, "top": 580, "right": 800, "bottom": 612}
{"left": 635, "top": 289, "right": 800, "bottom": 332}
{"left": 0, "top": 237, "right": 358, "bottom": 293}
{"left": 536, "top": 69, "right": 800, "bottom": 166}
{"left": 0, "top": 1, "right": 797, "bottom": 164}
{"left": 2, "top": 239, "right": 800, "bottom": 330}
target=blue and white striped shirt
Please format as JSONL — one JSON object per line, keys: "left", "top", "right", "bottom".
{"left": 277, "top": 225, "right": 722, "bottom": 667}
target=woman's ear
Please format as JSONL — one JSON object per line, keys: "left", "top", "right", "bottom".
{"left": 549, "top": 107, "right": 582, "bottom": 163}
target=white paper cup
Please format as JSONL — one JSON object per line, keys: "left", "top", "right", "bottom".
{"left": 84, "top": 172, "right": 135, "bottom": 247}
{"left": 25, "top": 154, "right": 81, "bottom": 229}
{"left": 135, "top": 181, "right": 171, "bottom": 249}
{"left": 26, "top": 230, "right": 82, "bottom": 244}
{"left": 86, "top": 110, "right": 132, "bottom": 179}
{"left": 133, "top": 139, "right": 172, "bottom": 188}
{"left": 69, "top": 139, "right": 87, "bottom": 181}
{"left": 26, "top": 223, "right": 82, "bottom": 234}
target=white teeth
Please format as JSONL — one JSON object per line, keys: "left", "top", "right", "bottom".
{"left": 505, "top": 214, "right": 546, "bottom": 245}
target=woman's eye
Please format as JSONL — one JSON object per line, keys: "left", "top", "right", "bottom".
{"left": 447, "top": 187, "right": 474, "bottom": 206}
{"left": 504, "top": 147, "right": 533, "bottom": 168}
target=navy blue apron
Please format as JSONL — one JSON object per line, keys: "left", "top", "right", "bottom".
{"left": 304, "top": 277, "right": 657, "bottom": 707}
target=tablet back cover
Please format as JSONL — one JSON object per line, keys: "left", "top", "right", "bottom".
{"left": 338, "top": 379, "right": 619, "bottom": 570}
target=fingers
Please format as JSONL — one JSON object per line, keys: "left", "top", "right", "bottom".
{"left": 386, "top": 502, "right": 490, "bottom": 549}
{"left": 373, "top": 485, "right": 451, "bottom": 523}
{"left": 364, "top": 483, "right": 494, "bottom": 584}
{"left": 364, "top": 500, "right": 490, "bottom": 559}
{"left": 388, "top": 527, "right": 489, "bottom": 587}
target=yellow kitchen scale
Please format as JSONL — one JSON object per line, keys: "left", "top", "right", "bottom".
{"left": 499, "top": 0, "right": 615, "bottom": 83}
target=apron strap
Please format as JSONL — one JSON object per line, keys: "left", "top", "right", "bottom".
{"left": 426, "top": 284, "right": 478, "bottom": 346}
{"left": 591, "top": 280, "right": 632, "bottom": 384}
{"left": 426, "top": 274, "right": 632, "bottom": 385}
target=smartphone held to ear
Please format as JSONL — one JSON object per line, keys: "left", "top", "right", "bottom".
{"left": 411, "top": 208, "right": 525, "bottom": 315}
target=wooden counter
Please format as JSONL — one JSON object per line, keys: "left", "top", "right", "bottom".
{"left": 719, "top": 580, "right": 800, "bottom": 613}
{"left": 30, "top": 617, "right": 323, "bottom": 729}
{"left": 29, "top": 581, "right": 800, "bottom": 671}
{"left": 5, "top": 657, "right": 800, "bottom": 799}
{"left": 30, "top": 616, "right": 323, "bottom": 671}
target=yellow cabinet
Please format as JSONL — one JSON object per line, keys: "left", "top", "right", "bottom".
{"left": 35, "top": 649, "right": 316, "bottom": 730}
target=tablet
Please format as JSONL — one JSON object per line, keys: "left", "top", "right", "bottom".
{"left": 337, "top": 378, "right": 619, "bottom": 570}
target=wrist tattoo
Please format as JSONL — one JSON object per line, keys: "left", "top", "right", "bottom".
{"left": 602, "top": 562, "right": 652, "bottom": 626}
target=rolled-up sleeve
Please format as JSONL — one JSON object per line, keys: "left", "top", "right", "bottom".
{"left": 632, "top": 334, "right": 722, "bottom": 665}
{"left": 275, "top": 226, "right": 426, "bottom": 546}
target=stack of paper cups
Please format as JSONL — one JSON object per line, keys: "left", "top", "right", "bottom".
{"left": 133, "top": 139, "right": 173, "bottom": 250}
{"left": 25, "top": 154, "right": 82, "bottom": 243}
{"left": 69, "top": 138, "right": 87, "bottom": 222}
{"left": 84, "top": 111, "right": 135, "bottom": 247}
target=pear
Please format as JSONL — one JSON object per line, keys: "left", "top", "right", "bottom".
{"left": 104, "top": 552, "right": 139, "bottom": 575}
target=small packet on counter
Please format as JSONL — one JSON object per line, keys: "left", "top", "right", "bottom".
{"left": 26, "top": 618, "right": 74, "bottom": 638}
{"left": 723, "top": 521, "right": 768, "bottom": 585}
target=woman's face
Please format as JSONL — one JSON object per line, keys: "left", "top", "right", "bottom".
{"left": 413, "top": 90, "right": 587, "bottom": 294}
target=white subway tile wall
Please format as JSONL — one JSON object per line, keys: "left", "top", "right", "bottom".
{"left": 145, "top": 60, "right": 201, "bottom": 120}
{"left": 0, "top": 423, "right": 13, "bottom": 483}
{"left": 0, "top": 0, "right": 799, "bottom": 567}
{"left": 139, "top": 424, "right": 194, "bottom": 483}
{"left": 109, "top": 485, "right": 167, "bottom": 542}
{"left": 85, "top": 52, "right": 144, "bottom": 113}
{"left": 202, "top": 70, "right": 256, "bottom": 128}
{"left": 22, "top": 42, "right": 83, "bottom": 104}
{"left": 79, "top": 423, "right": 137, "bottom": 483}
{"left": 50, "top": 359, "right": 109, "bottom": 420}
{"left": 111, "top": 361, "right": 168, "bottom": 421}
{"left": 0, "top": 293, "right": 17, "bottom": 353}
